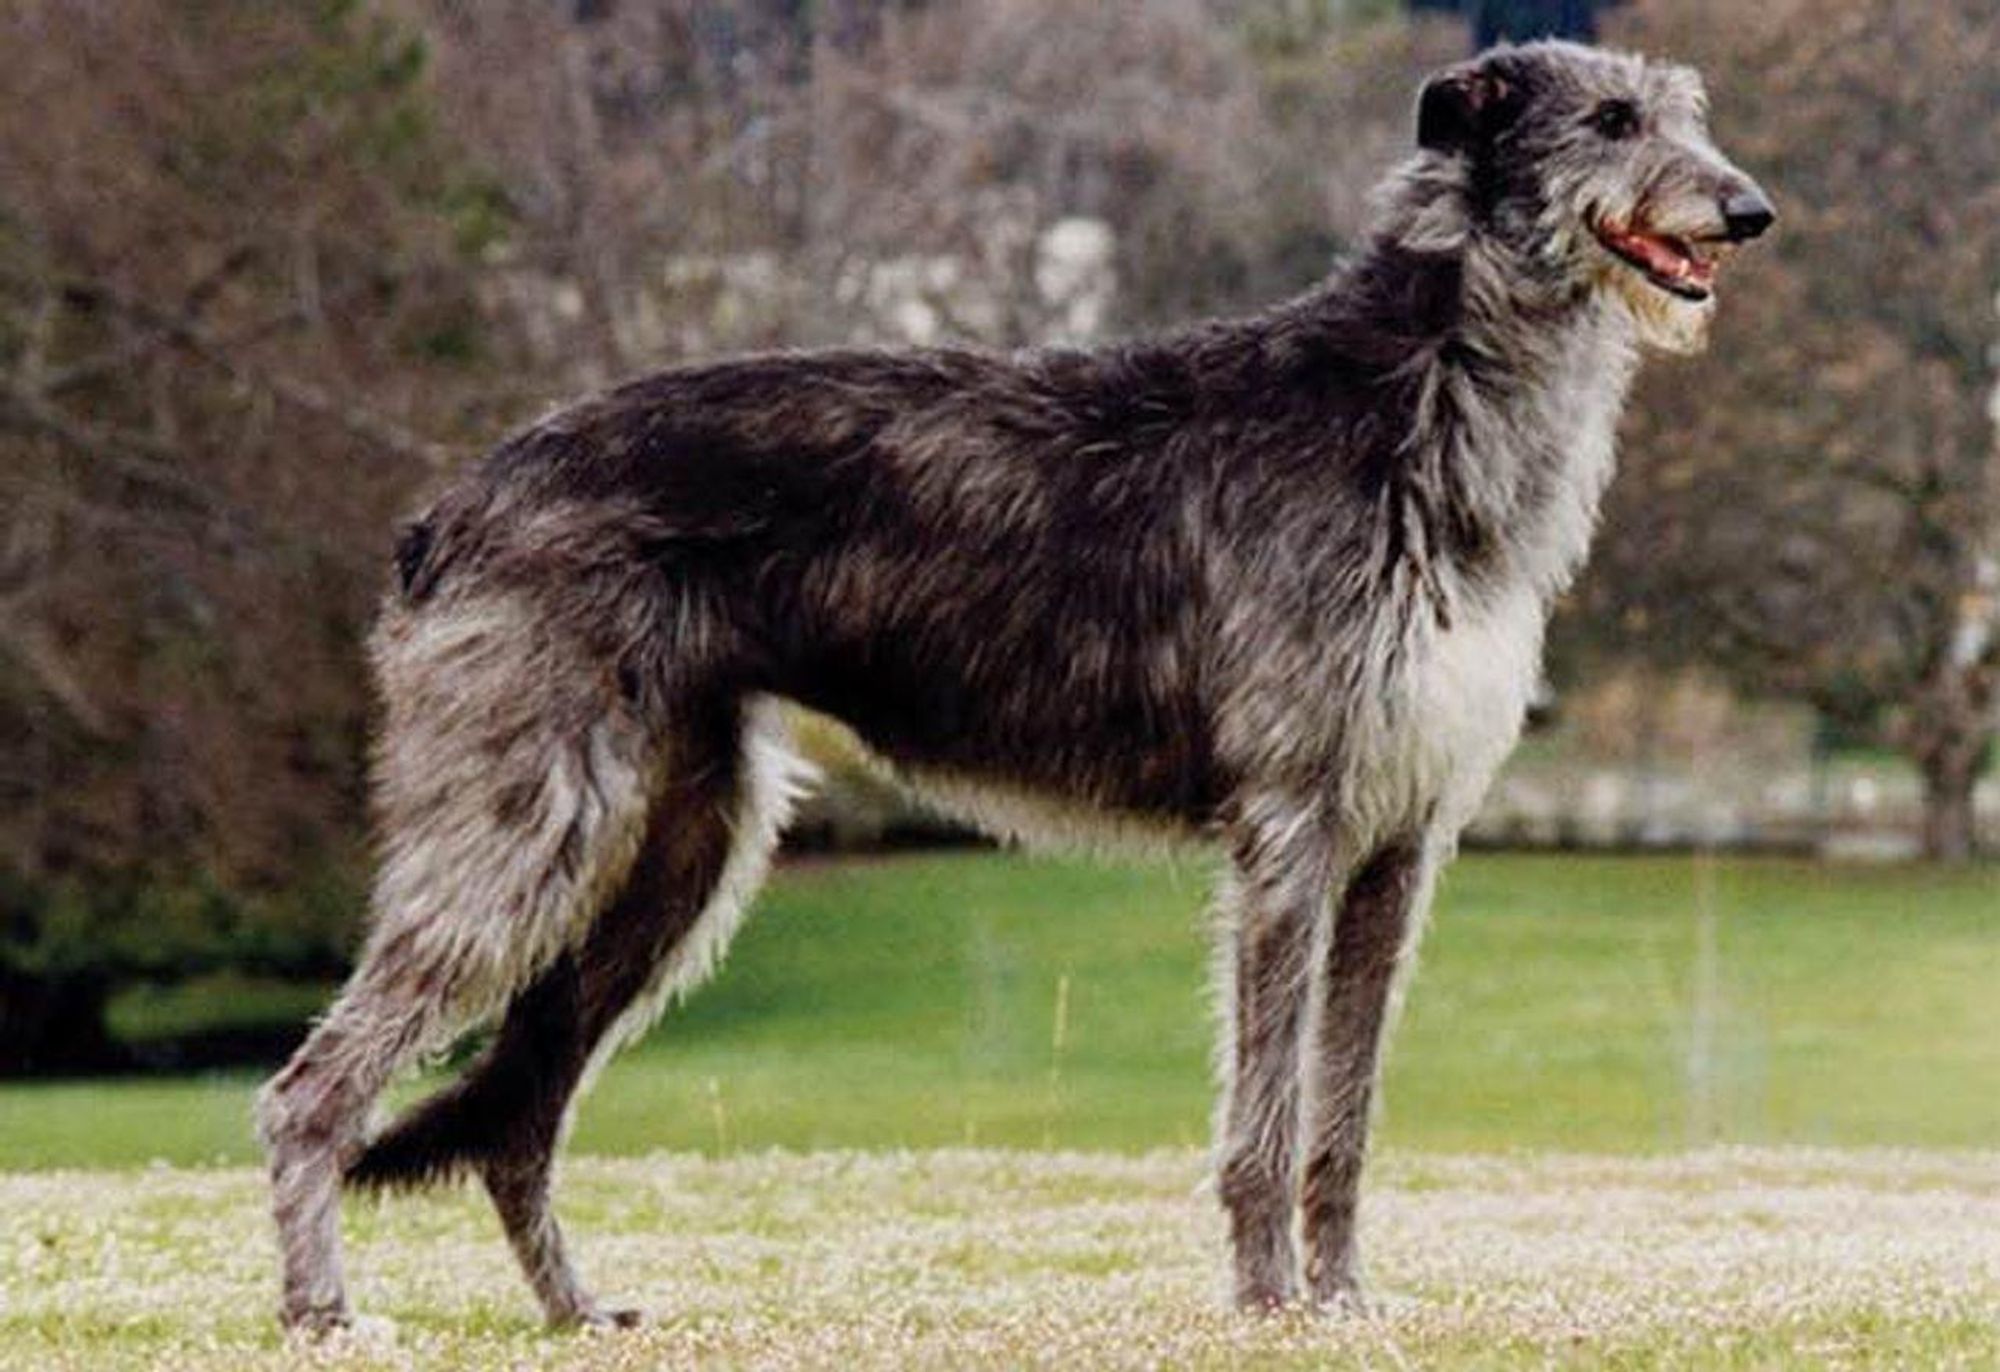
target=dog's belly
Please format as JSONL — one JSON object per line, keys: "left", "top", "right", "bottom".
{"left": 772, "top": 644, "right": 1224, "bottom": 848}
{"left": 893, "top": 766, "right": 1207, "bottom": 856}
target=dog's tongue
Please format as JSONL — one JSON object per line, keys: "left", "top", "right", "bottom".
{"left": 1606, "top": 226, "right": 1714, "bottom": 290}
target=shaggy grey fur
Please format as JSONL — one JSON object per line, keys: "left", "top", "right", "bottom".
{"left": 256, "top": 39, "right": 1770, "bottom": 1332}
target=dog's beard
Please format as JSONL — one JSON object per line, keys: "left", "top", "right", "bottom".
{"left": 1604, "top": 261, "right": 1714, "bottom": 355}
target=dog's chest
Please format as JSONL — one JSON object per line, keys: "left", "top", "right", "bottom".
{"left": 1352, "top": 580, "right": 1544, "bottom": 836}
{"left": 1345, "top": 341, "right": 1622, "bottom": 836}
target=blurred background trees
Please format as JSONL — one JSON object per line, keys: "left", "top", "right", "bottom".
{"left": 0, "top": 0, "right": 1992, "bottom": 1071}
{"left": 0, "top": 0, "right": 493, "bottom": 1069}
{"left": 1585, "top": 0, "right": 2000, "bottom": 862}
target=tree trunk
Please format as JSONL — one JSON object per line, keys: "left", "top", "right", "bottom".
{"left": 1905, "top": 649, "right": 1993, "bottom": 864}
{"left": 1917, "top": 746, "right": 1981, "bottom": 864}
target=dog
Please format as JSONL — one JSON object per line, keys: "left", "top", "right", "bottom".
{"left": 256, "top": 38, "right": 1771, "bottom": 1331}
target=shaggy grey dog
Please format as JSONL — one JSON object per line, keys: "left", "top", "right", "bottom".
{"left": 257, "top": 39, "right": 1771, "bottom": 1333}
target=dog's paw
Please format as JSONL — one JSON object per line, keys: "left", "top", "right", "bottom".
{"left": 1304, "top": 1263, "right": 1377, "bottom": 1318}
{"left": 1311, "top": 1283, "right": 1374, "bottom": 1319}
{"left": 280, "top": 1302, "right": 350, "bottom": 1340}
{"left": 285, "top": 1309, "right": 398, "bottom": 1349}
{"left": 559, "top": 1304, "right": 645, "bottom": 1333}
{"left": 1310, "top": 1281, "right": 1417, "bottom": 1322}
{"left": 1231, "top": 1280, "right": 1301, "bottom": 1316}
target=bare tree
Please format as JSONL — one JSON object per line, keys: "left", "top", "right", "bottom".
{"left": 0, "top": 0, "right": 1347, "bottom": 1066}
{"left": 0, "top": 0, "right": 499, "bottom": 1065}
{"left": 1582, "top": 0, "right": 1999, "bottom": 860}
{"left": 403, "top": 0, "right": 1311, "bottom": 366}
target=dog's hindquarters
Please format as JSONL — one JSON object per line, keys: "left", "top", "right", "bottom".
{"left": 255, "top": 565, "right": 801, "bottom": 1330}
{"left": 341, "top": 696, "right": 805, "bottom": 1325}
{"left": 254, "top": 584, "right": 660, "bottom": 1329}
{"left": 348, "top": 699, "right": 802, "bottom": 1325}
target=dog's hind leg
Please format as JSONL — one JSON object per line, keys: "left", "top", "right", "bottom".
{"left": 344, "top": 700, "right": 805, "bottom": 1327}
{"left": 255, "top": 593, "right": 663, "bottom": 1333}
{"left": 1299, "top": 836, "right": 1434, "bottom": 1310}
{"left": 1213, "top": 800, "right": 1339, "bottom": 1311}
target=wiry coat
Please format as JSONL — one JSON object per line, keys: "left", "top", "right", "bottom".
{"left": 256, "top": 39, "right": 1771, "bottom": 1330}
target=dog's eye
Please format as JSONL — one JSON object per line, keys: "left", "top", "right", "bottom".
{"left": 1589, "top": 99, "right": 1641, "bottom": 140}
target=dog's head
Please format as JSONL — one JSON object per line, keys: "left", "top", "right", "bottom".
{"left": 1414, "top": 41, "right": 1772, "bottom": 353}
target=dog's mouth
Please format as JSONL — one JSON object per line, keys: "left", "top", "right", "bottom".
{"left": 1590, "top": 218, "right": 1727, "bottom": 302}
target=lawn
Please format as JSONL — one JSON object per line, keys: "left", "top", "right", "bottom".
{"left": 2, "top": 851, "right": 1995, "bottom": 1169}
{"left": 4, "top": 1149, "right": 1998, "bottom": 1369}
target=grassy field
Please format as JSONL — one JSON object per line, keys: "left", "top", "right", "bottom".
{"left": 3, "top": 852, "right": 1997, "bottom": 1169}
{"left": 4, "top": 1149, "right": 1997, "bottom": 1369}
{"left": 4, "top": 852, "right": 1997, "bottom": 1367}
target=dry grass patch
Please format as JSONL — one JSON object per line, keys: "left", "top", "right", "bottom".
{"left": 4, "top": 1149, "right": 1997, "bottom": 1369}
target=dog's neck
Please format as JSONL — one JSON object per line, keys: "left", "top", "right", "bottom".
{"left": 1309, "top": 161, "right": 1645, "bottom": 610}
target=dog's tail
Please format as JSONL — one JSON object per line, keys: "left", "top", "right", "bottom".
{"left": 343, "top": 1048, "right": 517, "bottom": 1192}
{"left": 345, "top": 961, "right": 583, "bottom": 1193}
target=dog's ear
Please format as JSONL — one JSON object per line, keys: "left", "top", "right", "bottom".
{"left": 1416, "top": 64, "right": 1523, "bottom": 155}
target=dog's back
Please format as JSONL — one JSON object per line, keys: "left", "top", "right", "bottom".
{"left": 389, "top": 253, "right": 1478, "bottom": 838}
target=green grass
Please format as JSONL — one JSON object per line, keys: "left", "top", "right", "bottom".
{"left": 5, "top": 1150, "right": 1998, "bottom": 1369}
{"left": 106, "top": 974, "right": 330, "bottom": 1044}
{"left": 2, "top": 852, "right": 1995, "bottom": 1169}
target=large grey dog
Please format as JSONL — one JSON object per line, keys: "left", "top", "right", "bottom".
{"left": 257, "top": 39, "right": 1771, "bottom": 1332}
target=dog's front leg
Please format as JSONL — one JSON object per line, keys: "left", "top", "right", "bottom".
{"left": 1214, "top": 806, "right": 1337, "bottom": 1310}
{"left": 1298, "top": 835, "right": 1434, "bottom": 1309}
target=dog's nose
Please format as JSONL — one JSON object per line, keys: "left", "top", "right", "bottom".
{"left": 1721, "top": 186, "right": 1775, "bottom": 240}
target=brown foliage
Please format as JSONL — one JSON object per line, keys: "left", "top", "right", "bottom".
{"left": 1586, "top": 0, "right": 1999, "bottom": 856}
{"left": 6, "top": 0, "right": 1986, "bottom": 1007}
{"left": 0, "top": 0, "right": 485, "bottom": 906}
{"left": 0, "top": 0, "right": 1332, "bottom": 1003}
